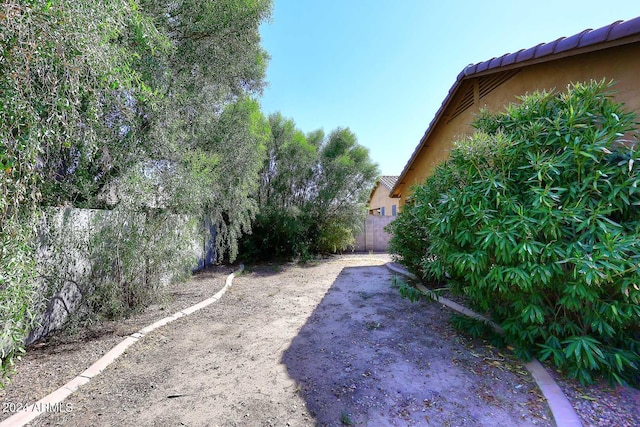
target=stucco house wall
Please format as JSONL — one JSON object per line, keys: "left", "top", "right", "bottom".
{"left": 368, "top": 181, "right": 400, "bottom": 217}
{"left": 393, "top": 19, "right": 640, "bottom": 204}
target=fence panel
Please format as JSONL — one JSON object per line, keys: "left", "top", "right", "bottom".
{"left": 352, "top": 215, "right": 395, "bottom": 252}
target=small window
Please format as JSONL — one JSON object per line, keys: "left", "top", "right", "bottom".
{"left": 392, "top": 205, "right": 397, "bottom": 216}
{"left": 381, "top": 207, "right": 385, "bottom": 216}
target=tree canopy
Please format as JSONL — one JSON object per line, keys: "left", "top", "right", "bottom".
{"left": 242, "top": 114, "right": 379, "bottom": 259}
{"left": 1, "top": 0, "right": 272, "bottom": 383}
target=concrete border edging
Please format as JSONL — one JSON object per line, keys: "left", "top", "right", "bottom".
{"left": 385, "top": 262, "right": 583, "bottom": 427}
{"left": 0, "top": 264, "right": 244, "bottom": 427}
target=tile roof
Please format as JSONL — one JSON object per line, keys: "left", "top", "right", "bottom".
{"left": 368, "top": 176, "right": 399, "bottom": 204}
{"left": 392, "top": 16, "right": 640, "bottom": 197}
{"left": 378, "top": 175, "right": 399, "bottom": 191}
{"left": 459, "top": 17, "right": 640, "bottom": 78}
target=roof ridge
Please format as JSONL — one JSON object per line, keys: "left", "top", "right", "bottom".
{"left": 378, "top": 175, "right": 399, "bottom": 191}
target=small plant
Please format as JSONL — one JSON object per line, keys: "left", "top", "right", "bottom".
{"left": 340, "top": 411, "right": 354, "bottom": 425}
{"left": 365, "top": 321, "right": 383, "bottom": 330}
{"left": 450, "top": 314, "right": 506, "bottom": 348}
{"left": 391, "top": 275, "right": 423, "bottom": 303}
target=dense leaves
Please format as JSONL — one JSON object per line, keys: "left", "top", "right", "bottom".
{"left": 241, "top": 115, "right": 379, "bottom": 260}
{"left": 1, "top": 0, "right": 272, "bottom": 385}
{"left": 389, "top": 80, "right": 640, "bottom": 385}
{"left": 1, "top": 0, "right": 160, "bottom": 384}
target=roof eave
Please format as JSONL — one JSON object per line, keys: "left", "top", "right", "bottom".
{"left": 391, "top": 17, "right": 640, "bottom": 198}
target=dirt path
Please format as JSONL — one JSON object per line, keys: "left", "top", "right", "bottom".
{"left": 22, "top": 255, "right": 551, "bottom": 426}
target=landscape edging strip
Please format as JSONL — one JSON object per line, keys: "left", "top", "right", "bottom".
{"left": 0, "top": 264, "right": 244, "bottom": 427}
{"left": 385, "top": 262, "right": 583, "bottom": 427}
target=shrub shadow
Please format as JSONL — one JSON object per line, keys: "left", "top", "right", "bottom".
{"left": 281, "top": 266, "right": 451, "bottom": 426}
{"left": 281, "top": 265, "right": 551, "bottom": 427}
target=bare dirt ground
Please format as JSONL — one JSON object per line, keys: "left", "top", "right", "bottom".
{"left": 0, "top": 254, "right": 635, "bottom": 426}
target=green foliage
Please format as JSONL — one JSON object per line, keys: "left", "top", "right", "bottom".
{"left": 0, "top": 219, "right": 38, "bottom": 385}
{"left": 137, "top": 0, "right": 273, "bottom": 262}
{"left": 85, "top": 209, "right": 196, "bottom": 319}
{"left": 340, "top": 411, "right": 354, "bottom": 426}
{"left": 1, "top": 0, "right": 166, "bottom": 208}
{"left": 35, "top": 205, "right": 196, "bottom": 325}
{"left": 1, "top": 0, "right": 151, "bottom": 386}
{"left": 317, "top": 220, "right": 356, "bottom": 254}
{"left": 241, "top": 116, "right": 378, "bottom": 260}
{"left": 450, "top": 314, "right": 506, "bottom": 348}
{"left": 140, "top": 0, "right": 271, "bottom": 101}
{"left": 391, "top": 80, "right": 640, "bottom": 385}
{"left": 173, "top": 97, "right": 269, "bottom": 262}
{"left": 243, "top": 206, "right": 313, "bottom": 261}
{"left": 313, "top": 128, "right": 378, "bottom": 253}
{"left": 1, "top": 0, "right": 273, "bottom": 386}
{"left": 387, "top": 184, "right": 439, "bottom": 279}
{"left": 390, "top": 275, "right": 423, "bottom": 303}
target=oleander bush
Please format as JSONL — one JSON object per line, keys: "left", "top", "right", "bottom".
{"left": 391, "top": 80, "right": 640, "bottom": 385}
{"left": 386, "top": 164, "right": 459, "bottom": 278}
{"left": 240, "top": 119, "right": 378, "bottom": 261}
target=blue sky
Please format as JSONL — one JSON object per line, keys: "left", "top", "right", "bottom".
{"left": 259, "top": 1, "right": 640, "bottom": 176}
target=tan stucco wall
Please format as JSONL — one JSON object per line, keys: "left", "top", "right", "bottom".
{"left": 369, "top": 183, "right": 400, "bottom": 216}
{"left": 397, "top": 42, "right": 640, "bottom": 205}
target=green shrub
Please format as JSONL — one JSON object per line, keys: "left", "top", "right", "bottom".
{"left": 316, "top": 219, "right": 357, "bottom": 254}
{"left": 240, "top": 207, "right": 363, "bottom": 261}
{"left": 239, "top": 206, "right": 313, "bottom": 261}
{"left": 396, "top": 80, "right": 640, "bottom": 385}
{"left": 387, "top": 166, "right": 460, "bottom": 279}
{"left": 85, "top": 209, "right": 196, "bottom": 319}
{"left": 0, "top": 220, "right": 39, "bottom": 386}
{"left": 386, "top": 188, "right": 430, "bottom": 277}
{"left": 390, "top": 275, "right": 423, "bottom": 303}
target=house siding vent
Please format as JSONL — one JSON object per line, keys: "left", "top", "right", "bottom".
{"left": 447, "top": 70, "right": 520, "bottom": 123}
{"left": 478, "top": 70, "right": 520, "bottom": 99}
{"left": 448, "top": 83, "right": 475, "bottom": 122}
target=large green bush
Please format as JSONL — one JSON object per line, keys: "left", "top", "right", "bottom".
{"left": 241, "top": 116, "right": 378, "bottom": 261}
{"left": 386, "top": 165, "right": 459, "bottom": 278}
{"left": 1, "top": 0, "right": 153, "bottom": 385}
{"left": 392, "top": 80, "right": 640, "bottom": 385}
{"left": 240, "top": 206, "right": 314, "bottom": 261}
{"left": 1, "top": 0, "right": 273, "bottom": 387}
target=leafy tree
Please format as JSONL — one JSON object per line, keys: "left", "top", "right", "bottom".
{"left": 242, "top": 115, "right": 378, "bottom": 260}
{"left": 134, "top": 0, "right": 272, "bottom": 261}
{"left": 258, "top": 113, "right": 318, "bottom": 208}
{"left": 179, "top": 97, "right": 270, "bottom": 262}
{"left": 1, "top": 0, "right": 163, "bottom": 384}
{"left": 314, "top": 128, "right": 379, "bottom": 252}
{"left": 1, "top": 0, "right": 273, "bottom": 384}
